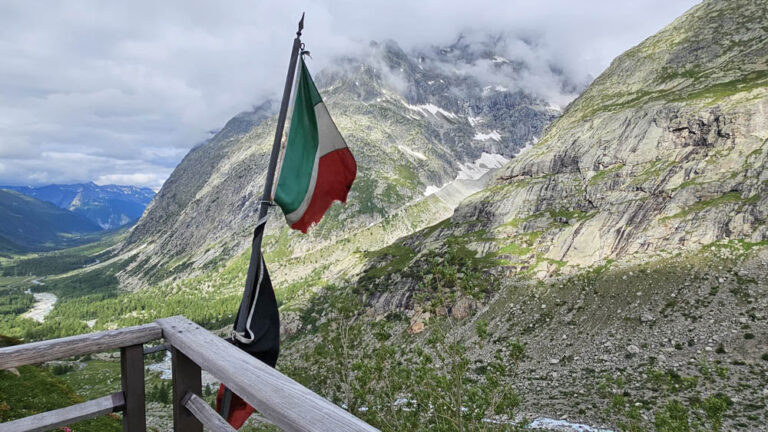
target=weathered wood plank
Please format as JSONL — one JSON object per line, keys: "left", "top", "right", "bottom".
{"left": 0, "top": 323, "right": 162, "bottom": 370}
{"left": 143, "top": 343, "right": 169, "bottom": 355}
{"left": 182, "top": 392, "right": 236, "bottom": 432}
{"left": 171, "top": 347, "right": 202, "bottom": 432}
{"left": 121, "top": 344, "right": 146, "bottom": 432}
{"left": 0, "top": 392, "right": 124, "bottom": 432}
{"left": 157, "top": 316, "right": 379, "bottom": 432}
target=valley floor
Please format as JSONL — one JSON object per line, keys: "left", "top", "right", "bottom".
{"left": 2, "top": 237, "right": 767, "bottom": 431}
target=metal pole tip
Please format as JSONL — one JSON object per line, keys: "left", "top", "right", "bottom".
{"left": 297, "top": 12, "right": 305, "bottom": 36}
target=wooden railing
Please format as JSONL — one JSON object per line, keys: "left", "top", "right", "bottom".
{"left": 0, "top": 316, "right": 378, "bottom": 432}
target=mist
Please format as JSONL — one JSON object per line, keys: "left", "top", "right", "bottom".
{"left": 0, "top": 0, "right": 700, "bottom": 188}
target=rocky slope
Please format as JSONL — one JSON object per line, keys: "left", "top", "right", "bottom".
{"left": 119, "top": 37, "right": 568, "bottom": 288}
{"left": 310, "top": 0, "right": 768, "bottom": 429}
{"left": 371, "top": 0, "right": 768, "bottom": 280}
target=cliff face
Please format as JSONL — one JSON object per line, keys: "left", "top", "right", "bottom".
{"left": 119, "top": 37, "right": 563, "bottom": 287}
{"left": 278, "top": 3, "right": 768, "bottom": 428}
{"left": 392, "top": 0, "right": 768, "bottom": 279}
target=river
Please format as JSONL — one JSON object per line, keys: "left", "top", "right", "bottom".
{"left": 22, "top": 291, "right": 58, "bottom": 323}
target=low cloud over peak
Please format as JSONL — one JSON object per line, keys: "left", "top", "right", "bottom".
{"left": 0, "top": 0, "right": 699, "bottom": 189}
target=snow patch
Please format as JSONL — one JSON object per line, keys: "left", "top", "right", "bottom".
{"left": 529, "top": 417, "right": 614, "bottom": 432}
{"left": 424, "top": 185, "right": 442, "bottom": 196}
{"left": 473, "top": 131, "right": 502, "bottom": 142}
{"left": 397, "top": 145, "right": 427, "bottom": 161}
{"left": 456, "top": 152, "right": 509, "bottom": 181}
{"left": 404, "top": 103, "right": 458, "bottom": 119}
{"left": 482, "top": 85, "right": 510, "bottom": 95}
{"left": 516, "top": 137, "right": 537, "bottom": 156}
{"left": 467, "top": 116, "right": 481, "bottom": 127}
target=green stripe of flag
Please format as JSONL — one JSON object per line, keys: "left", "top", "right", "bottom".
{"left": 274, "top": 61, "right": 322, "bottom": 213}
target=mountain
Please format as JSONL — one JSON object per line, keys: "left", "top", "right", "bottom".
{"left": 0, "top": 189, "right": 102, "bottom": 252}
{"left": 3, "top": 182, "right": 156, "bottom": 230}
{"left": 413, "top": 0, "right": 767, "bottom": 272}
{"left": 119, "top": 37, "right": 569, "bottom": 287}
{"left": 11, "top": 1, "right": 767, "bottom": 428}
{"left": 328, "top": 0, "right": 768, "bottom": 428}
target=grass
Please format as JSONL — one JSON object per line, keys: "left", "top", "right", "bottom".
{"left": 0, "top": 226, "right": 129, "bottom": 277}
{"left": 263, "top": 227, "right": 295, "bottom": 262}
{"left": 362, "top": 243, "right": 417, "bottom": 279}
{"left": 588, "top": 164, "right": 625, "bottom": 185}
{"left": 56, "top": 358, "right": 123, "bottom": 398}
{"left": 660, "top": 192, "right": 747, "bottom": 221}
{"left": 547, "top": 208, "right": 595, "bottom": 222}
{"left": 679, "top": 69, "right": 768, "bottom": 103}
{"left": 574, "top": 68, "right": 768, "bottom": 121}
{"left": 497, "top": 243, "right": 532, "bottom": 256}
{"left": 0, "top": 365, "right": 121, "bottom": 430}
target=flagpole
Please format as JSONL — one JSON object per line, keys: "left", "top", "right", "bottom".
{"left": 234, "top": 13, "right": 304, "bottom": 337}
{"left": 220, "top": 13, "right": 304, "bottom": 420}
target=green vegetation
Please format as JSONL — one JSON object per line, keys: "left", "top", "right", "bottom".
{"left": 287, "top": 287, "right": 524, "bottom": 431}
{"left": 361, "top": 243, "right": 417, "bottom": 280}
{"left": 497, "top": 242, "right": 531, "bottom": 256}
{"left": 0, "top": 189, "right": 103, "bottom": 252}
{"left": 547, "top": 208, "right": 595, "bottom": 222}
{"left": 661, "top": 192, "right": 750, "bottom": 221}
{"left": 0, "top": 335, "right": 121, "bottom": 430}
{"left": 680, "top": 69, "right": 768, "bottom": 103}
{"left": 0, "top": 226, "right": 129, "bottom": 276}
{"left": 588, "top": 164, "right": 624, "bottom": 185}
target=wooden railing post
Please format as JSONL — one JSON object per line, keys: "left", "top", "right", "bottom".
{"left": 171, "top": 347, "right": 202, "bottom": 432}
{"left": 120, "top": 344, "right": 146, "bottom": 432}
{"left": 157, "top": 316, "right": 379, "bottom": 432}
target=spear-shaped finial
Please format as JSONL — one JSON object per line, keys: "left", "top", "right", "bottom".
{"left": 297, "top": 12, "right": 305, "bottom": 37}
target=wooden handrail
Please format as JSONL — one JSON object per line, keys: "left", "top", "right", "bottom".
{"left": 182, "top": 393, "right": 236, "bottom": 432}
{"left": 0, "top": 316, "right": 377, "bottom": 431}
{"left": 0, "top": 323, "right": 162, "bottom": 370}
{"left": 0, "top": 392, "right": 124, "bottom": 432}
{"left": 157, "top": 316, "right": 379, "bottom": 432}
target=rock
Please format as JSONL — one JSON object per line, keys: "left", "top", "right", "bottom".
{"left": 641, "top": 313, "right": 655, "bottom": 323}
{"left": 451, "top": 297, "right": 476, "bottom": 319}
{"left": 627, "top": 345, "right": 641, "bottom": 355}
{"left": 408, "top": 311, "right": 431, "bottom": 334}
{"left": 280, "top": 311, "right": 302, "bottom": 337}
{"left": 408, "top": 320, "right": 425, "bottom": 334}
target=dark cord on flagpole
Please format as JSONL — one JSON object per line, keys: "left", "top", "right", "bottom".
{"left": 220, "top": 12, "right": 305, "bottom": 421}
{"left": 234, "top": 11, "right": 304, "bottom": 339}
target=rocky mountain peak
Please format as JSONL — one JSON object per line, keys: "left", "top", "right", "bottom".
{"left": 119, "top": 34, "right": 564, "bottom": 288}
{"left": 396, "top": 0, "right": 767, "bottom": 278}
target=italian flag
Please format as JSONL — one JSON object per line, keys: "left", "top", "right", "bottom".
{"left": 273, "top": 58, "right": 357, "bottom": 233}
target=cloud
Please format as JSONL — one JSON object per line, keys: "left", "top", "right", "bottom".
{"left": 0, "top": 0, "right": 700, "bottom": 188}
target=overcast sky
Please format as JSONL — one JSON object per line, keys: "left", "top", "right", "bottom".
{"left": 0, "top": 0, "right": 699, "bottom": 190}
